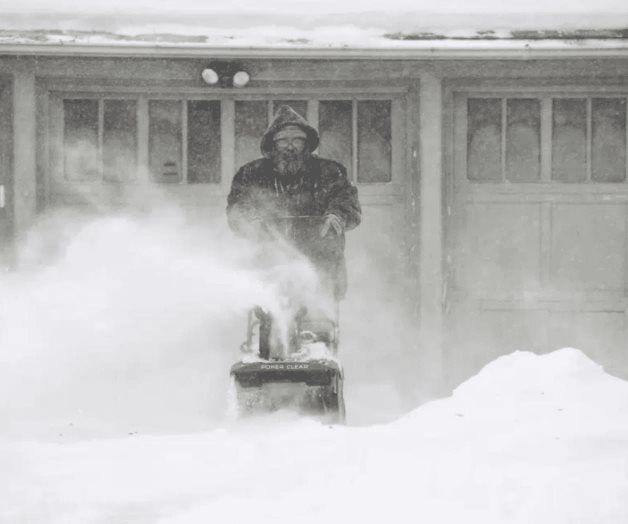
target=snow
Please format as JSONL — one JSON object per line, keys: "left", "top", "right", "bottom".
{"left": 2, "top": 0, "right": 627, "bottom": 15}
{"left": 0, "top": 212, "right": 625, "bottom": 523}
{"left": 1, "top": 1, "right": 628, "bottom": 51}
{"left": 2, "top": 28, "right": 628, "bottom": 55}
{"left": 0, "top": 210, "right": 419, "bottom": 434}
{"left": 0, "top": 1, "right": 626, "bottom": 519}
{"left": 1, "top": 348, "right": 627, "bottom": 523}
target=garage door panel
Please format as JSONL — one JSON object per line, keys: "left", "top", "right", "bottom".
{"left": 550, "top": 204, "right": 626, "bottom": 292}
{"left": 549, "top": 311, "right": 628, "bottom": 378}
{"left": 346, "top": 203, "right": 403, "bottom": 289}
{"left": 455, "top": 203, "right": 542, "bottom": 298}
{"left": 446, "top": 308, "right": 547, "bottom": 384}
{"left": 449, "top": 91, "right": 628, "bottom": 383}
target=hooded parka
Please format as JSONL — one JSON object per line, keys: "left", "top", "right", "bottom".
{"left": 226, "top": 105, "right": 361, "bottom": 299}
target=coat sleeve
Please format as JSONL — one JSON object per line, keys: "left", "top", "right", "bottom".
{"left": 226, "top": 165, "right": 258, "bottom": 235}
{"left": 323, "top": 162, "right": 361, "bottom": 231}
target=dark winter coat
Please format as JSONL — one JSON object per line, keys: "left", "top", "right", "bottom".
{"left": 226, "top": 105, "right": 361, "bottom": 299}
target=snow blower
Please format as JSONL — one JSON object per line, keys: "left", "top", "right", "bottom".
{"left": 229, "top": 217, "right": 346, "bottom": 424}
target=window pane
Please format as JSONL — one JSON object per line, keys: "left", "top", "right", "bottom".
{"left": 188, "top": 101, "right": 221, "bottom": 184}
{"left": 64, "top": 99, "right": 99, "bottom": 181}
{"left": 103, "top": 99, "right": 137, "bottom": 183}
{"left": 318, "top": 100, "right": 352, "bottom": 179}
{"left": 592, "top": 98, "right": 626, "bottom": 183}
{"left": 0, "top": 96, "right": 6, "bottom": 220}
{"left": 467, "top": 98, "right": 502, "bottom": 182}
{"left": 235, "top": 101, "right": 267, "bottom": 168}
{"left": 506, "top": 99, "right": 540, "bottom": 182}
{"left": 272, "top": 100, "right": 307, "bottom": 119}
{"left": 552, "top": 98, "right": 587, "bottom": 182}
{"left": 357, "top": 100, "right": 391, "bottom": 183}
{"left": 149, "top": 100, "right": 182, "bottom": 183}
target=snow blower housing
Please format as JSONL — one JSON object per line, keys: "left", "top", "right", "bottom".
{"left": 230, "top": 358, "right": 344, "bottom": 421}
{"left": 232, "top": 360, "right": 341, "bottom": 388}
{"left": 230, "top": 300, "right": 345, "bottom": 423}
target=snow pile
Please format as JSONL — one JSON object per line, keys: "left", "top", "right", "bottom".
{"left": 1, "top": 348, "right": 627, "bottom": 524}
{"left": 403, "top": 348, "right": 628, "bottom": 440}
{"left": 456, "top": 348, "right": 628, "bottom": 436}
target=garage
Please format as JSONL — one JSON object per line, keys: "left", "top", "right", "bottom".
{"left": 0, "top": 15, "right": 628, "bottom": 389}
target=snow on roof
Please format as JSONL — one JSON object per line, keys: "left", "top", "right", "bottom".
{"left": 1, "top": 8, "right": 628, "bottom": 57}
{"left": 4, "top": 0, "right": 628, "bottom": 15}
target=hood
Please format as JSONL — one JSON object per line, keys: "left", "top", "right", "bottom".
{"left": 260, "top": 105, "right": 320, "bottom": 158}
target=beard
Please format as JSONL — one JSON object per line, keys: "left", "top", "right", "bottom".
{"left": 271, "top": 148, "right": 307, "bottom": 180}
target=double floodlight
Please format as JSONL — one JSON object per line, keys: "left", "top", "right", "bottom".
{"left": 201, "top": 61, "right": 250, "bottom": 88}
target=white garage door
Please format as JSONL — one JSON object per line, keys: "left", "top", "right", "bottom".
{"left": 447, "top": 90, "right": 628, "bottom": 384}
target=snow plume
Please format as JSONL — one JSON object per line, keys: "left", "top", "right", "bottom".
{"left": 339, "top": 221, "right": 425, "bottom": 424}
{"left": 0, "top": 207, "right": 323, "bottom": 439}
{"left": 0, "top": 202, "right": 424, "bottom": 438}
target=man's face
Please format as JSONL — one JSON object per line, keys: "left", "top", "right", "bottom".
{"left": 271, "top": 125, "right": 308, "bottom": 178}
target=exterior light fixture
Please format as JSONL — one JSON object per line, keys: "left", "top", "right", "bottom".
{"left": 232, "top": 71, "right": 250, "bottom": 88}
{"left": 201, "top": 68, "right": 220, "bottom": 86}
{"left": 201, "top": 61, "right": 250, "bottom": 88}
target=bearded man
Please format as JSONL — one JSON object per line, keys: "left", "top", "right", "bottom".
{"left": 226, "top": 105, "right": 361, "bottom": 301}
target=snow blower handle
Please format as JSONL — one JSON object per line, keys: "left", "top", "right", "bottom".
{"left": 268, "top": 215, "right": 344, "bottom": 239}
{"left": 256, "top": 216, "right": 322, "bottom": 243}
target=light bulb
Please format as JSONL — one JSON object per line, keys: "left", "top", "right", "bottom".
{"left": 233, "top": 71, "right": 250, "bottom": 88}
{"left": 201, "top": 68, "right": 219, "bottom": 85}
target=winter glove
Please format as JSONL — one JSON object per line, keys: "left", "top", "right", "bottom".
{"left": 320, "top": 214, "right": 345, "bottom": 238}
{"left": 241, "top": 217, "right": 272, "bottom": 241}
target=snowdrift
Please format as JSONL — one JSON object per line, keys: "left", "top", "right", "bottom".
{"left": 2, "top": 348, "right": 627, "bottom": 524}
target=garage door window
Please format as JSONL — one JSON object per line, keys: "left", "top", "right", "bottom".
{"left": 465, "top": 95, "right": 627, "bottom": 184}
{"left": 58, "top": 95, "right": 395, "bottom": 188}
{"left": 592, "top": 98, "right": 627, "bottom": 182}
{"left": 506, "top": 99, "right": 541, "bottom": 182}
{"left": 63, "top": 99, "right": 100, "bottom": 181}
{"left": 552, "top": 98, "right": 587, "bottom": 182}
{"left": 319, "top": 99, "right": 392, "bottom": 184}
{"left": 149, "top": 100, "right": 182, "bottom": 183}
{"left": 319, "top": 100, "right": 353, "bottom": 179}
{"left": 187, "top": 100, "right": 222, "bottom": 184}
{"left": 357, "top": 100, "right": 392, "bottom": 183}
{"left": 103, "top": 100, "right": 137, "bottom": 182}
{"left": 467, "top": 98, "right": 502, "bottom": 181}
{"left": 62, "top": 97, "right": 222, "bottom": 185}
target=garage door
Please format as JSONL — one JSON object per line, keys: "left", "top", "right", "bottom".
{"left": 48, "top": 89, "right": 409, "bottom": 295}
{"left": 447, "top": 90, "right": 628, "bottom": 384}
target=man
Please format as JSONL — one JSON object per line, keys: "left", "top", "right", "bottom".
{"left": 227, "top": 105, "right": 361, "bottom": 301}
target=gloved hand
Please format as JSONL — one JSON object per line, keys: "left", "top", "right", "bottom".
{"left": 320, "top": 214, "right": 344, "bottom": 237}
{"left": 242, "top": 217, "right": 272, "bottom": 241}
